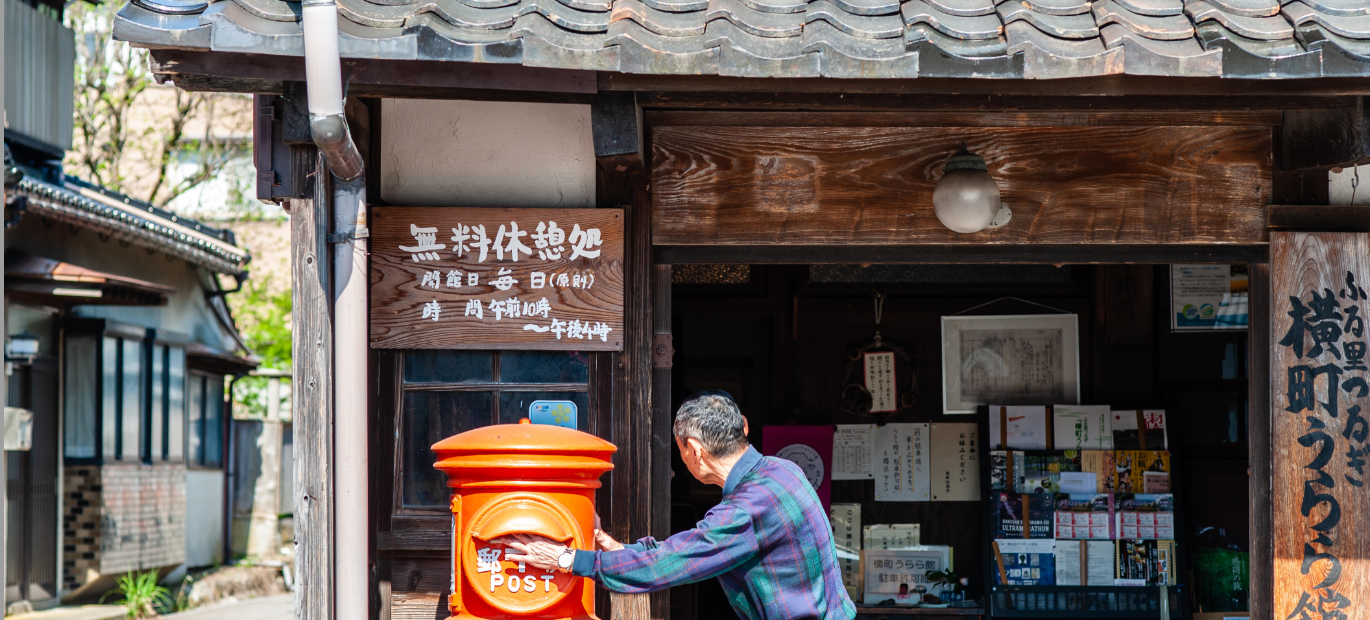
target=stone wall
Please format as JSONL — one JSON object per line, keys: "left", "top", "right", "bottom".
{"left": 63, "top": 463, "right": 188, "bottom": 594}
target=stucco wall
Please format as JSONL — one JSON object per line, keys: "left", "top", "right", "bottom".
{"left": 184, "top": 469, "right": 224, "bottom": 568}
{"left": 380, "top": 99, "right": 595, "bottom": 208}
{"left": 4, "top": 216, "right": 239, "bottom": 350}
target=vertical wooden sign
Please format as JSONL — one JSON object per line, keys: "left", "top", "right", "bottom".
{"left": 1272, "top": 232, "right": 1370, "bottom": 620}
{"left": 370, "top": 207, "right": 625, "bottom": 350}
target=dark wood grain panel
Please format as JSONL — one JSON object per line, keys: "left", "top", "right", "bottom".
{"left": 391, "top": 592, "right": 447, "bottom": 620}
{"left": 370, "top": 207, "right": 625, "bottom": 350}
{"left": 1271, "top": 232, "right": 1370, "bottom": 620}
{"left": 378, "top": 530, "right": 450, "bottom": 552}
{"left": 1269, "top": 205, "right": 1370, "bottom": 231}
{"left": 654, "top": 244, "right": 1269, "bottom": 265}
{"left": 651, "top": 125, "right": 1271, "bottom": 248}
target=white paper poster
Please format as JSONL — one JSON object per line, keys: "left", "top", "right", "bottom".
{"left": 833, "top": 424, "right": 875, "bottom": 480}
{"left": 863, "top": 351, "right": 898, "bottom": 413}
{"left": 1171, "top": 264, "right": 1249, "bottom": 331}
{"left": 874, "top": 423, "right": 928, "bottom": 502}
{"left": 1053, "top": 404, "right": 1113, "bottom": 450}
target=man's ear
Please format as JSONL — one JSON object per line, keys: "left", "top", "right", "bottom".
{"left": 742, "top": 417, "right": 750, "bottom": 438}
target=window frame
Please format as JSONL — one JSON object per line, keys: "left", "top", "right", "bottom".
{"left": 186, "top": 370, "right": 227, "bottom": 470}
{"left": 390, "top": 350, "right": 599, "bottom": 517}
{"left": 149, "top": 329, "right": 191, "bottom": 463}
{"left": 61, "top": 319, "right": 190, "bottom": 465}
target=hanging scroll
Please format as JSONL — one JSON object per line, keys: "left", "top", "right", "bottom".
{"left": 1272, "top": 232, "right": 1370, "bottom": 620}
{"left": 370, "top": 207, "right": 624, "bottom": 350}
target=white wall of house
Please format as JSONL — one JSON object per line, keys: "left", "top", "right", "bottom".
{"left": 380, "top": 99, "right": 595, "bottom": 209}
{"left": 4, "top": 217, "right": 240, "bottom": 350}
{"left": 184, "top": 469, "right": 224, "bottom": 568}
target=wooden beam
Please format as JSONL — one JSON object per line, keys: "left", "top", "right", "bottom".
{"left": 1268, "top": 205, "right": 1370, "bottom": 231}
{"left": 648, "top": 110, "right": 1286, "bottom": 128}
{"left": 1248, "top": 262, "right": 1272, "bottom": 620}
{"left": 1283, "top": 97, "right": 1370, "bottom": 171}
{"left": 653, "top": 125, "right": 1271, "bottom": 248}
{"left": 292, "top": 157, "right": 334, "bottom": 620}
{"left": 654, "top": 243, "right": 1270, "bottom": 264}
{"left": 592, "top": 91, "right": 645, "bottom": 172}
{"left": 605, "top": 73, "right": 1370, "bottom": 97}
{"left": 148, "top": 50, "right": 596, "bottom": 100}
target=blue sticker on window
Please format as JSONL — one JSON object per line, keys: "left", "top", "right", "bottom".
{"left": 528, "top": 400, "right": 578, "bottom": 429}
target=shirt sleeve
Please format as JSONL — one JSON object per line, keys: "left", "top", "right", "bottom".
{"left": 572, "top": 502, "right": 758, "bottom": 593}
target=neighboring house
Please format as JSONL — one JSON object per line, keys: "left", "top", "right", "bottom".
{"left": 4, "top": 0, "right": 257, "bottom": 608}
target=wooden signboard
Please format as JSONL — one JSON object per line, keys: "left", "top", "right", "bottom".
{"left": 1271, "top": 232, "right": 1370, "bottom": 620}
{"left": 370, "top": 207, "right": 624, "bottom": 350}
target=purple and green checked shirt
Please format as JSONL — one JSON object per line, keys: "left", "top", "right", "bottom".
{"left": 572, "top": 446, "right": 856, "bottom": 620}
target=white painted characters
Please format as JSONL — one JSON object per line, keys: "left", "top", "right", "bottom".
{"left": 492, "top": 268, "right": 519, "bottom": 291}
{"left": 532, "top": 221, "right": 566, "bottom": 260}
{"left": 400, "top": 224, "right": 445, "bottom": 262}
{"left": 569, "top": 224, "right": 602, "bottom": 259}
{"left": 495, "top": 222, "right": 534, "bottom": 262}
{"left": 421, "top": 300, "right": 441, "bottom": 321}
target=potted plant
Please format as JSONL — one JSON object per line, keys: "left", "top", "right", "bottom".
{"left": 924, "top": 569, "right": 973, "bottom": 604}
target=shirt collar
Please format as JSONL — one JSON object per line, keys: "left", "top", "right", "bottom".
{"left": 722, "top": 445, "right": 762, "bottom": 496}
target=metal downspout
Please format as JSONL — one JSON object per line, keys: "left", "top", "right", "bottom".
{"left": 301, "top": 1, "right": 368, "bottom": 618}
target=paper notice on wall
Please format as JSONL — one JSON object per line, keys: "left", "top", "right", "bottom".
{"left": 864, "top": 351, "right": 898, "bottom": 413}
{"left": 830, "top": 503, "right": 862, "bottom": 599}
{"left": 874, "top": 423, "right": 928, "bottom": 501}
{"left": 930, "top": 423, "right": 980, "bottom": 501}
{"left": 863, "top": 524, "right": 922, "bottom": 550}
{"left": 1055, "top": 540, "right": 1115, "bottom": 586}
{"left": 833, "top": 425, "right": 875, "bottom": 480}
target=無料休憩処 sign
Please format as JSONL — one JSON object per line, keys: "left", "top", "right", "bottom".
{"left": 370, "top": 207, "right": 624, "bottom": 350}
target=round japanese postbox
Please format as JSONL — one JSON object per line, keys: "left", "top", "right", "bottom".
{"left": 433, "top": 419, "right": 615, "bottom": 620}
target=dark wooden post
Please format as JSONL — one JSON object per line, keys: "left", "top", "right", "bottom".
{"left": 594, "top": 90, "right": 654, "bottom": 620}
{"left": 1270, "top": 231, "right": 1370, "bottom": 620}
{"left": 651, "top": 264, "right": 673, "bottom": 620}
{"left": 292, "top": 152, "right": 334, "bottom": 620}
{"left": 1248, "top": 262, "right": 1271, "bottom": 620}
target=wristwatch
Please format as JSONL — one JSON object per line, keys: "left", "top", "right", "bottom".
{"left": 557, "top": 547, "right": 577, "bottom": 573}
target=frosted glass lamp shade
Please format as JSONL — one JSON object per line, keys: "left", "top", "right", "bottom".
{"left": 932, "top": 146, "right": 1002, "bottom": 234}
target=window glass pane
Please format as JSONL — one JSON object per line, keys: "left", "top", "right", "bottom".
{"left": 151, "top": 345, "right": 165, "bottom": 460}
{"left": 403, "top": 351, "right": 493, "bottom": 384}
{"left": 63, "top": 336, "right": 98, "bottom": 459}
{"left": 121, "top": 339, "right": 143, "bottom": 461}
{"left": 102, "top": 337, "right": 118, "bottom": 459}
{"left": 498, "top": 391, "right": 589, "bottom": 431}
{"left": 168, "top": 348, "right": 186, "bottom": 460}
{"left": 188, "top": 375, "right": 204, "bottom": 464}
{"left": 499, "top": 351, "right": 588, "bottom": 384}
{"left": 402, "top": 391, "right": 492, "bottom": 507}
{"left": 205, "top": 375, "right": 225, "bottom": 467}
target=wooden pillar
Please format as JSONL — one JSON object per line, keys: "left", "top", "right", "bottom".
{"left": 1270, "top": 231, "right": 1370, "bottom": 620}
{"left": 651, "top": 265, "right": 673, "bottom": 620}
{"left": 594, "top": 90, "right": 653, "bottom": 620}
{"left": 292, "top": 151, "right": 334, "bottom": 620}
{"left": 1248, "top": 262, "right": 1271, "bottom": 620}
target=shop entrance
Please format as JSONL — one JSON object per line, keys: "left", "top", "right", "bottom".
{"left": 664, "top": 264, "right": 1254, "bottom": 620}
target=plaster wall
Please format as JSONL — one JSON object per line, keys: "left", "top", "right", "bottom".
{"left": 184, "top": 469, "right": 224, "bottom": 568}
{"left": 4, "top": 217, "right": 239, "bottom": 350}
{"left": 1331, "top": 165, "right": 1370, "bottom": 205}
{"left": 380, "top": 99, "right": 595, "bottom": 208}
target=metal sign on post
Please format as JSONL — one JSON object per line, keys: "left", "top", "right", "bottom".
{"left": 370, "top": 207, "right": 624, "bottom": 351}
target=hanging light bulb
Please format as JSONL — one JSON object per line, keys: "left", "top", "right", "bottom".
{"left": 932, "top": 144, "right": 1010, "bottom": 233}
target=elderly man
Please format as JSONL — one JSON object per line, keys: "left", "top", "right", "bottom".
{"left": 504, "top": 391, "right": 855, "bottom": 620}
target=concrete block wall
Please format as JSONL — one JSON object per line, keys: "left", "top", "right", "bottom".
{"left": 63, "top": 463, "right": 188, "bottom": 594}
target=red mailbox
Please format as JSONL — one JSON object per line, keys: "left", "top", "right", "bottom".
{"left": 433, "top": 419, "right": 615, "bottom": 620}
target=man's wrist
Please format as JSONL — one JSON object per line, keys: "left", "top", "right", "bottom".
{"left": 570, "top": 549, "right": 596, "bottom": 576}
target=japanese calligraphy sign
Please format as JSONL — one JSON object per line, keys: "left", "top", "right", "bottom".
{"left": 370, "top": 208, "right": 624, "bottom": 350}
{"left": 1272, "top": 232, "right": 1370, "bottom": 620}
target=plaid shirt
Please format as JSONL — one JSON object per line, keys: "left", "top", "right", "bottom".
{"left": 572, "top": 446, "right": 856, "bottom": 620}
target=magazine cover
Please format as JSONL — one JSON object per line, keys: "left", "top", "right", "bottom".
{"left": 994, "top": 491, "right": 1055, "bottom": 539}
{"left": 994, "top": 539, "right": 1057, "bottom": 586}
{"left": 1054, "top": 494, "right": 1114, "bottom": 540}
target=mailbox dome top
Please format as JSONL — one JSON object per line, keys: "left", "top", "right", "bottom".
{"left": 432, "top": 421, "right": 617, "bottom": 457}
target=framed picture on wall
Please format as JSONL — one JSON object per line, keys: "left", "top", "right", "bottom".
{"left": 940, "top": 314, "right": 1080, "bottom": 414}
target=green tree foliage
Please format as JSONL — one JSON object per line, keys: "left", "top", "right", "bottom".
{"left": 229, "top": 276, "right": 292, "bottom": 418}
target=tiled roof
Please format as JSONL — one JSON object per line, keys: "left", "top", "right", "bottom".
{"left": 9, "top": 175, "right": 251, "bottom": 276}
{"left": 114, "top": 0, "right": 1370, "bottom": 78}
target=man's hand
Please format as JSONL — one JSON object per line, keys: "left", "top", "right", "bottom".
{"left": 498, "top": 533, "right": 567, "bottom": 572}
{"left": 593, "top": 513, "right": 625, "bottom": 552}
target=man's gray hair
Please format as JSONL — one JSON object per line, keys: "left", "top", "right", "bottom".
{"left": 673, "top": 391, "right": 747, "bottom": 457}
